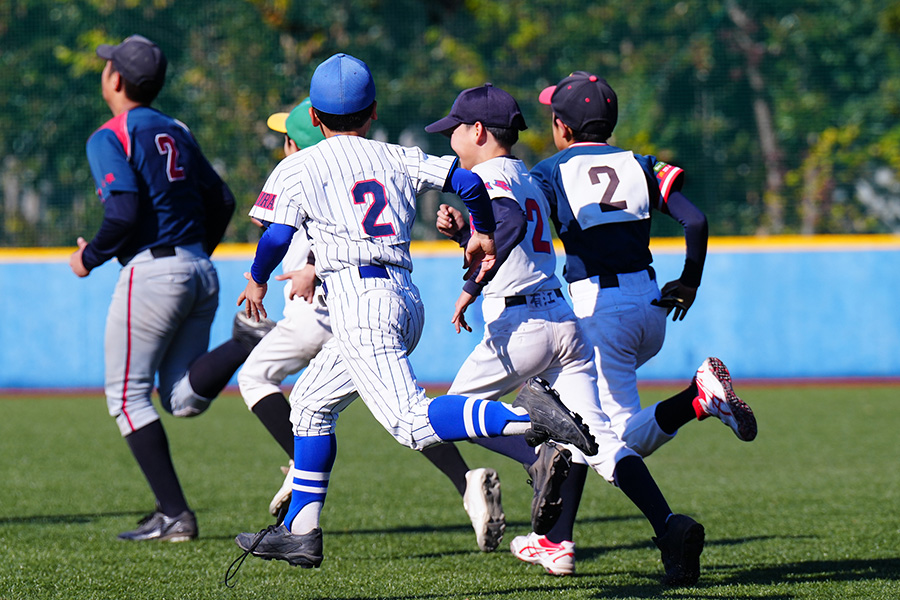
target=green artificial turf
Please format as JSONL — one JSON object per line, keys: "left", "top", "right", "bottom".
{"left": 1, "top": 384, "right": 898, "bottom": 599}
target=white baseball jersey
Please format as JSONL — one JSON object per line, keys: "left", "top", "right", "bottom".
{"left": 449, "top": 156, "right": 637, "bottom": 481}
{"left": 472, "top": 157, "right": 561, "bottom": 298}
{"left": 249, "top": 135, "right": 456, "bottom": 276}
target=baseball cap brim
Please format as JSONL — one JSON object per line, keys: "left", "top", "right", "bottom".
{"left": 96, "top": 44, "right": 116, "bottom": 60}
{"left": 266, "top": 112, "right": 290, "bottom": 134}
{"left": 424, "top": 115, "right": 462, "bottom": 135}
{"left": 538, "top": 85, "right": 556, "bottom": 105}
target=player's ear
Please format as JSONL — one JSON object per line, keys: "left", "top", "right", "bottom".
{"left": 309, "top": 106, "right": 321, "bottom": 127}
{"left": 370, "top": 101, "right": 377, "bottom": 121}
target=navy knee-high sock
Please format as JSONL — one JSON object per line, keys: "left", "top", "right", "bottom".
{"left": 613, "top": 455, "right": 671, "bottom": 537}
{"left": 125, "top": 420, "right": 189, "bottom": 517}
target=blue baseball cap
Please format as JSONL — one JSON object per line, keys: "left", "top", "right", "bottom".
{"left": 96, "top": 34, "right": 167, "bottom": 89}
{"left": 309, "top": 53, "right": 376, "bottom": 116}
{"left": 425, "top": 83, "right": 527, "bottom": 136}
{"left": 266, "top": 98, "right": 324, "bottom": 148}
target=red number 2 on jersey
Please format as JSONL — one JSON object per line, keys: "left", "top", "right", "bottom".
{"left": 155, "top": 134, "right": 186, "bottom": 182}
{"left": 352, "top": 180, "right": 396, "bottom": 237}
{"left": 525, "top": 198, "right": 551, "bottom": 254}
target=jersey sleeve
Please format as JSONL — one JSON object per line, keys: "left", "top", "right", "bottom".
{"left": 86, "top": 128, "right": 139, "bottom": 201}
{"left": 402, "top": 147, "right": 455, "bottom": 193}
{"left": 248, "top": 156, "right": 307, "bottom": 229}
{"left": 651, "top": 159, "right": 685, "bottom": 202}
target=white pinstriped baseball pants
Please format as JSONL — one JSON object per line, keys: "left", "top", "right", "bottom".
{"left": 287, "top": 265, "right": 439, "bottom": 449}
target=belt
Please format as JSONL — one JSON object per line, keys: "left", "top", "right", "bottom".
{"left": 358, "top": 265, "right": 389, "bottom": 279}
{"left": 505, "top": 288, "right": 563, "bottom": 308}
{"left": 150, "top": 246, "right": 176, "bottom": 258}
{"left": 322, "top": 265, "right": 389, "bottom": 297}
{"left": 596, "top": 266, "right": 656, "bottom": 289}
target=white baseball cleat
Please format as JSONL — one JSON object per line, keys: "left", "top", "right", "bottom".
{"left": 509, "top": 532, "right": 575, "bottom": 576}
{"left": 463, "top": 468, "right": 505, "bottom": 552}
{"left": 693, "top": 357, "right": 757, "bottom": 441}
{"left": 269, "top": 460, "right": 294, "bottom": 521}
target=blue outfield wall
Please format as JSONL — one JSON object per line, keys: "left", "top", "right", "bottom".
{"left": 1, "top": 235, "right": 898, "bottom": 389}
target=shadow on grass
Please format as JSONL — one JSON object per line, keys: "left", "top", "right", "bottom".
{"left": 0, "top": 510, "right": 150, "bottom": 526}
{"left": 200, "top": 514, "right": 645, "bottom": 543}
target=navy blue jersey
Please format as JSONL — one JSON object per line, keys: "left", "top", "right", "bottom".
{"left": 86, "top": 106, "right": 225, "bottom": 262}
{"left": 530, "top": 142, "right": 686, "bottom": 283}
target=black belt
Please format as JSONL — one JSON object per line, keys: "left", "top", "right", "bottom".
{"left": 505, "top": 288, "right": 563, "bottom": 308}
{"left": 150, "top": 246, "right": 176, "bottom": 258}
{"left": 596, "top": 266, "right": 656, "bottom": 289}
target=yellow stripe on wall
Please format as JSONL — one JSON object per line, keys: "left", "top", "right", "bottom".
{"left": 2, "top": 234, "right": 900, "bottom": 263}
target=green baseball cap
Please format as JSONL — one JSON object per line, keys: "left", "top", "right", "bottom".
{"left": 266, "top": 97, "right": 324, "bottom": 148}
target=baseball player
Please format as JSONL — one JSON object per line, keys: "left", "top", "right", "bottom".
{"left": 69, "top": 35, "right": 273, "bottom": 542}
{"left": 425, "top": 83, "right": 705, "bottom": 586}
{"left": 240, "top": 100, "right": 502, "bottom": 552}
{"left": 509, "top": 71, "right": 757, "bottom": 583}
{"left": 229, "top": 53, "right": 598, "bottom": 570}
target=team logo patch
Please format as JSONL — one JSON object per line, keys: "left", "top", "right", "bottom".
{"left": 491, "top": 180, "right": 512, "bottom": 192}
{"left": 255, "top": 191, "right": 277, "bottom": 210}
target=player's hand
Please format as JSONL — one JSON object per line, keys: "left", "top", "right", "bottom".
{"left": 275, "top": 263, "right": 317, "bottom": 303}
{"left": 69, "top": 237, "right": 90, "bottom": 278}
{"left": 651, "top": 279, "right": 697, "bottom": 321}
{"left": 450, "top": 290, "right": 477, "bottom": 334}
{"left": 436, "top": 204, "right": 465, "bottom": 238}
{"left": 464, "top": 231, "right": 496, "bottom": 283}
{"left": 237, "top": 272, "right": 268, "bottom": 321}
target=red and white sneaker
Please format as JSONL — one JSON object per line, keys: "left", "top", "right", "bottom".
{"left": 509, "top": 532, "right": 575, "bottom": 576}
{"left": 693, "top": 357, "right": 757, "bottom": 441}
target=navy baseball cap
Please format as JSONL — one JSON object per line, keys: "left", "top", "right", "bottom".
{"left": 309, "top": 53, "right": 376, "bottom": 116}
{"left": 96, "top": 34, "right": 167, "bottom": 89}
{"left": 539, "top": 71, "right": 617, "bottom": 135}
{"left": 267, "top": 98, "right": 324, "bottom": 148}
{"left": 425, "top": 83, "right": 527, "bottom": 135}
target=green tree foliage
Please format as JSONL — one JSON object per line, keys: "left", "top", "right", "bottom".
{"left": 1, "top": 0, "right": 899, "bottom": 246}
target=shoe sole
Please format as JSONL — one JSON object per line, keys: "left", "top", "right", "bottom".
{"left": 707, "top": 357, "right": 757, "bottom": 442}
{"left": 532, "top": 446, "right": 571, "bottom": 536}
{"left": 663, "top": 521, "right": 704, "bottom": 586}
{"left": 235, "top": 537, "right": 322, "bottom": 568}
{"left": 471, "top": 469, "right": 505, "bottom": 552}
{"left": 514, "top": 378, "right": 598, "bottom": 456}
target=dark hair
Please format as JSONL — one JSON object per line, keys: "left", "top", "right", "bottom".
{"left": 553, "top": 113, "right": 611, "bottom": 143}
{"left": 485, "top": 125, "right": 519, "bottom": 148}
{"left": 572, "top": 130, "right": 611, "bottom": 143}
{"left": 313, "top": 102, "right": 376, "bottom": 132}
{"left": 111, "top": 65, "right": 162, "bottom": 105}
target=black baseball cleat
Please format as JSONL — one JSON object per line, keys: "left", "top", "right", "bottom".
{"left": 232, "top": 310, "right": 276, "bottom": 352}
{"left": 118, "top": 509, "right": 197, "bottom": 542}
{"left": 653, "top": 514, "right": 705, "bottom": 586}
{"left": 234, "top": 524, "right": 323, "bottom": 568}
{"left": 525, "top": 441, "right": 572, "bottom": 535}
{"left": 513, "top": 377, "right": 598, "bottom": 456}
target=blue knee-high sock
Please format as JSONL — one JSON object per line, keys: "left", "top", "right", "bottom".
{"left": 283, "top": 434, "right": 337, "bottom": 531}
{"left": 428, "top": 395, "right": 528, "bottom": 441}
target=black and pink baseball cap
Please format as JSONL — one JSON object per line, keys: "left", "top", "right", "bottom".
{"left": 96, "top": 35, "right": 167, "bottom": 89}
{"left": 425, "top": 83, "right": 527, "bottom": 136}
{"left": 539, "top": 71, "right": 617, "bottom": 136}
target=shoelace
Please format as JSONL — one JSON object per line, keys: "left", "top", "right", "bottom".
{"left": 224, "top": 524, "right": 279, "bottom": 588}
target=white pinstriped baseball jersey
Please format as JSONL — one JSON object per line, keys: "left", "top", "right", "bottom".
{"left": 471, "top": 157, "right": 561, "bottom": 298}
{"left": 249, "top": 135, "right": 456, "bottom": 277}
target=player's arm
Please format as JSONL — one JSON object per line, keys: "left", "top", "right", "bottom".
{"left": 201, "top": 180, "right": 236, "bottom": 256}
{"left": 237, "top": 222, "right": 296, "bottom": 321}
{"left": 443, "top": 161, "right": 497, "bottom": 281}
{"left": 449, "top": 197, "right": 527, "bottom": 333}
{"left": 71, "top": 191, "right": 140, "bottom": 276}
{"left": 656, "top": 190, "right": 708, "bottom": 321}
